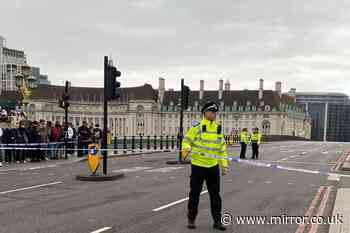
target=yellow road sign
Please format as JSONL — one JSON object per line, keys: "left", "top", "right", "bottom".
{"left": 88, "top": 143, "right": 101, "bottom": 175}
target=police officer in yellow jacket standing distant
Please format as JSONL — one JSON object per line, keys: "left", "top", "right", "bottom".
{"left": 182, "top": 102, "right": 229, "bottom": 231}
{"left": 239, "top": 128, "right": 250, "bottom": 159}
{"left": 251, "top": 127, "right": 262, "bottom": 159}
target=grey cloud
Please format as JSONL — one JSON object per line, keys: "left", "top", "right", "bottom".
{"left": 1, "top": 0, "right": 350, "bottom": 95}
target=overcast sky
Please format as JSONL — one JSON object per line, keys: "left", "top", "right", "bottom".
{"left": 2, "top": 0, "right": 350, "bottom": 94}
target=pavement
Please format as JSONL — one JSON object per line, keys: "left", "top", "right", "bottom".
{"left": 0, "top": 141, "right": 350, "bottom": 233}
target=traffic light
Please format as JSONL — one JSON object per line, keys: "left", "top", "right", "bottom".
{"left": 58, "top": 93, "right": 70, "bottom": 109}
{"left": 182, "top": 85, "right": 190, "bottom": 110}
{"left": 106, "top": 63, "right": 121, "bottom": 100}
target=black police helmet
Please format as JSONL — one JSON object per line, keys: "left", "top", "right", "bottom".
{"left": 201, "top": 102, "right": 219, "bottom": 113}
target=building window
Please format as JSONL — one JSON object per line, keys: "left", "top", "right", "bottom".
{"left": 262, "top": 120, "right": 271, "bottom": 135}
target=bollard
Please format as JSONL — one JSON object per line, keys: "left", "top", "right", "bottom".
{"left": 153, "top": 135, "right": 157, "bottom": 150}
{"left": 114, "top": 136, "right": 118, "bottom": 154}
{"left": 140, "top": 135, "right": 143, "bottom": 151}
{"left": 147, "top": 136, "right": 151, "bottom": 150}
{"left": 165, "top": 135, "right": 169, "bottom": 150}
{"left": 132, "top": 136, "right": 135, "bottom": 152}
{"left": 171, "top": 135, "right": 175, "bottom": 149}
{"left": 160, "top": 135, "right": 163, "bottom": 150}
{"left": 123, "top": 136, "right": 127, "bottom": 153}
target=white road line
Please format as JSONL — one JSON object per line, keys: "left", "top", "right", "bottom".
{"left": 278, "top": 158, "right": 289, "bottom": 161}
{"left": 112, "top": 166, "right": 152, "bottom": 173}
{"left": 152, "top": 190, "right": 208, "bottom": 212}
{"left": 328, "top": 174, "right": 340, "bottom": 182}
{"left": 91, "top": 227, "right": 112, "bottom": 233}
{"left": 0, "top": 181, "right": 62, "bottom": 195}
{"left": 289, "top": 155, "right": 299, "bottom": 159}
{"left": 146, "top": 167, "right": 183, "bottom": 173}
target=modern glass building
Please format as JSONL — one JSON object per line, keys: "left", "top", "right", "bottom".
{"left": 296, "top": 92, "right": 350, "bottom": 142}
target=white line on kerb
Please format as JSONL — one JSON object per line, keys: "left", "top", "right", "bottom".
{"left": 0, "top": 181, "right": 62, "bottom": 195}
{"left": 152, "top": 190, "right": 208, "bottom": 212}
{"left": 91, "top": 227, "right": 112, "bottom": 233}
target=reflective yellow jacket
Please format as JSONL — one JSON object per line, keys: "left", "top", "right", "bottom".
{"left": 240, "top": 131, "right": 250, "bottom": 144}
{"left": 182, "top": 118, "right": 229, "bottom": 168}
{"left": 251, "top": 132, "right": 262, "bottom": 145}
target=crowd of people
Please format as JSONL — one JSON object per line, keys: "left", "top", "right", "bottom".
{"left": 0, "top": 118, "right": 103, "bottom": 167}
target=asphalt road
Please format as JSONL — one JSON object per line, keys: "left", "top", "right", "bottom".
{"left": 0, "top": 141, "right": 349, "bottom": 233}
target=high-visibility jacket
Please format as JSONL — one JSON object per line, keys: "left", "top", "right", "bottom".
{"left": 251, "top": 132, "right": 262, "bottom": 145}
{"left": 182, "top": 118, "right": 229, "bottom": 168}
{"left": 240, "top": 131, "right": 250, "bottom": 144}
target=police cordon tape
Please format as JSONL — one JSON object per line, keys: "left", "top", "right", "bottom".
{"left": 0, "top": 146, "right": 348, "bottom": 179}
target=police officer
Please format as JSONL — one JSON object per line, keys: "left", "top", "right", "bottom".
{"left": 239, "top": 128, "right": 250, "bottom": 159}
{"left": 251, "top": 127, "right": 262, "bottom": 159}
{"left": 182, "top": 102, "right": 229, "bottom": 231}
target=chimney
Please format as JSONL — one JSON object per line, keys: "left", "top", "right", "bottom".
{"left": 199, "top": 80, "right": 204, "bottom": 100}
{"left": 258, "top": 78, "right": 264, "bottom": 100}
{"left": 275, "top": 81, "right": 282, "bottom": 97}
{"left": 289, "top": 88, "right": 296, "bottom": 102}
{"left": 158, "top": 77, "right": 165, "bottom": 103}
{"left": 224, "top": 80, "right": 231, "bottom": 91}
{"left": 219, "top": 79, "right": 223, "bottom": 99}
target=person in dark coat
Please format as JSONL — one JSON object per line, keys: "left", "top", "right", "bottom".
{"left": 78, "top": 121, "right": 92, "bottom": 157}
{"left": 15, "top": 120, "right": 29, "bottom": 163}
{"left": 3, "top": 125, "right": 16, "bottom": 163}
{"left": 28, "top": 121, "right": 41, "bottom": 162}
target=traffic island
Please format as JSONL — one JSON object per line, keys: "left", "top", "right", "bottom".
{"left": 76, "top": 172, "right": 124, "bottom": 182}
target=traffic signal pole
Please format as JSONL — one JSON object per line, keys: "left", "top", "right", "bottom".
{"left": 103, "top": 56, "right": 108, "bottom": 175}
{"left": 64, "top": 81, "right": 69, "bottom": 160}
{"left": 179, "top": 79, "right": 184, "bottom": 162}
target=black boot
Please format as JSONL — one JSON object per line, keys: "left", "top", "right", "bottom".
{"left": 213, "top": 223, "right": 226, "bottom": 231}
{"left": 187, "top": 219, "right": 196, "bottom": 229}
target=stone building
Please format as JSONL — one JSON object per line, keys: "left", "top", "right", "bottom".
{"left": 25, "top": 78, "right": 311, "bottom": 138}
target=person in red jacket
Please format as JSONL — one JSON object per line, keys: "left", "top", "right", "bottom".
{"left": 49, "top": 121, "right": 61, "bottom": 159}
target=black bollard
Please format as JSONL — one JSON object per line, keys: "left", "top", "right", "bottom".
{"left": 114, "top": 136, "right": 118, "bottom": 154}
{"left": 132, "top": 136, "right": 135, "bottom": 152}
{"left": 140, "top": 135, "right": 143, "bottom": 151}
{"left": 123, "top": 136, "right": 127, "bottom": 153}
{"left": 165, "top": 135, "right": 169, "bottom": 150}
{"left": 147, "top": 136, "right": 151, "bottom": 150}
{"left": 160, "top": 135, "right": 163, "bottom": 150}
{"left": 153, "top": 135, "right": 157, "bottom": 150}
{"left": 171, "top": 135, "right": 175, "bottom": 149}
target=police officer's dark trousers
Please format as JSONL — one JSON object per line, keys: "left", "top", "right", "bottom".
{"left": 188, "top": 164, "right": 222, "bottom": 224}
{"left": 240, "top": 142, "right": 247, "bottom": 159}
{"left": 251, "top": 142, "right": 259, "bottom": 159}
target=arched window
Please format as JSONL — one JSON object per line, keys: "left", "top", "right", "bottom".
{"left": 262, "top": 120, "right": 271, "bottom": 135}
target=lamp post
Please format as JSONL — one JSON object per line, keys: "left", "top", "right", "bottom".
{"left": 15, "top": 64, "right": 34, "bottom": 112}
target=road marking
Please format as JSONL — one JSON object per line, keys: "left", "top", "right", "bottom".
{"left": 112, "top": 166, "right": 152, "bottom": 173}
{"left": 322, "top": 151, "right": 329, "bottom": 154}
{"left": 289, "top": 155, "right": 299, "bottom": 159}
{"left": 264, "top": 181, "right": 272, "bottom": 184}
{"left": 309, "top": 186, "right": 332, "bottom": 233}
{"left": 287, "top": 182, "right": 293, "bottom": 185}
{"left": 152, "top": 190, "right": 208, "bottom": 212}
{"left": 295, "top": 186, "right": 325, "bottom": 233}
{"left": 0, "top": 181, "right": 62, "bottom": 195}
{"left": 278, "top": 158, "right": 289, "bottom": 161}
{"left": 247, "top": 180, "right": 254, "bottom": 184}
{"left": 328, "top": 174, "right": 340, "bottom": 182}
{"left": 91, "top": 227, "right": 112, "bottom": 233}
{"left": 146, "top": 167, "right": 183, "bottom": 173}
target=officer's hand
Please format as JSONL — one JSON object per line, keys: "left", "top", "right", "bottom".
{"left": 221, "top": 166, "right": 229, "bottom": 176}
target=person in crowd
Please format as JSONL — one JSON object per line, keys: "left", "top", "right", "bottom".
{"left": 50, "top": 121, "right": 61, "bottom": 159}
{"left": 39, "top": 119, "right": 49, "bottom": 161}
{"left": 92, "top": 124, "right": 103, "bottom": 145}
{"left": 15, "top": 120, "right": 29, "bottom": 163}
{"left": 78, "top": 121, "right": 92, "bottom": 157}
{"left": 28, "top": 121, "right": 41, "bottom": 162}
